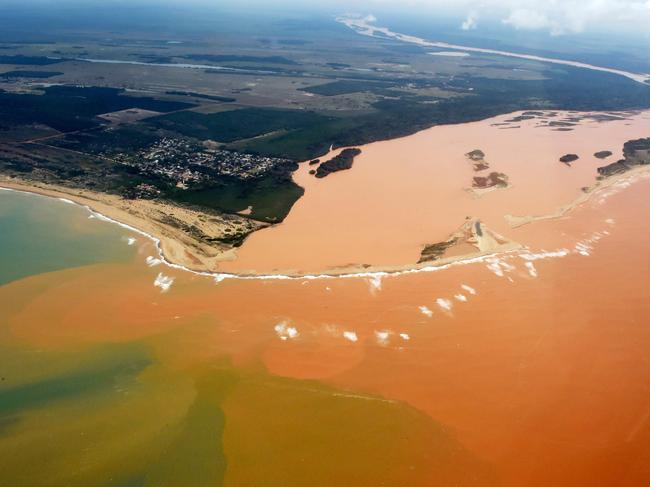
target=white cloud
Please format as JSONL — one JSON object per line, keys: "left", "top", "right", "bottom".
{"left": 496, "top": 0, "right": 650, "bottom": 35}
{"left": 355, "top": 0, "right": 650, "bottom": 36}
{"left": 461, "top": 11, "right": 478, "bottom": 30}
{"left": 503, "top": 9, "right": 551, "bottom": 31}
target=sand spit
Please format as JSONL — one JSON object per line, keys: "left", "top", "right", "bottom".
{"left": 505, "top": 164, "right": 650, "bottom": 228}
{"left": 419, "top": 219, "right": 519, "bottom": 263}
{"left": 0, "top": 177, "right": 267, "bottom": 272}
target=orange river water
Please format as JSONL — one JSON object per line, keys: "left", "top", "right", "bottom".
{"left": 217, "top": 110, "right": 650, "bottom": 274}
{"left": 1, "top": 111, "right": 650, "bottom": 486}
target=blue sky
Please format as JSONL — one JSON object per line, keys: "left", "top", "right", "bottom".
{"left": 5, "top": 0, "right": 650, "bottom": 38}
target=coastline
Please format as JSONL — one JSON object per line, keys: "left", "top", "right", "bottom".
{"left": 2, "top": 162, "right": 648, "bottom": 280}
{"left": 0, "top": 177, "right": 525, "bottom": 281}
{"left": 0, "top": 176, "right": 267, "bottom": 274}
{"left": 505, "top": 164, "right": 650, "bottom": 228}
{"left": 2, "top": 177, "right": 509, "bottom": 279}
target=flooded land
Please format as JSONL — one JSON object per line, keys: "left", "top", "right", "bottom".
{"left": 219, "top": 109, "right": 650, "bottom": 274}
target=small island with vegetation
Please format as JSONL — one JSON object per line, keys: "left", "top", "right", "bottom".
{"left": 473, "top": 172, "right": 509, "bottom": 189}
{"left": 466, "top": 149, "right": 490, "bottom": 171}
{"left": 594, "top": 150, "right": 613, "bottom": 159}
{"left": 597, "top": 138, "right": 650, "bottom": 177}
{"left": 314, "top": 148, "right": 362, "bottom": 178}
{"left": 560, "top": 154, "right": 580, "bottom": 164}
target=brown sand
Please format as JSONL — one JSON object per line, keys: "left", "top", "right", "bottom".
{"left": 0, "top": 176, "right": 267, "bottom": 271}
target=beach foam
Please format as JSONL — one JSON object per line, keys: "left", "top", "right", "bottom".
{"left": 374, "top": 330, "right": 391, "bottom": 346}
{"left": 436, "top": 298, "right": 453, "bottom": 312}
{"left": 274, "top": 321, "right": 299, "bottom": 341}
{"left": 525, "top": 262, "right": 538, "bottom": 278}
{"left": 153, "top": 273, "right": 175, "bottom": 293}
{"left": 419, "top": 306, "right": 434, "bottom": 317}
{"left": 461, "top": 284, "right": 477, "bottom": 295}
{"left": 343, "top": 331, "right": 359, "bottom": 342}
{"left": 145, "top": 256, "right": 163, "bottom": 267}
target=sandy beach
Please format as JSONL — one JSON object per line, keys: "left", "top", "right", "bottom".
{"left": 0, "top": 176, "right": 267, "bottom": 273}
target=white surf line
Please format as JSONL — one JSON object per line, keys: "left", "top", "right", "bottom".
{"left": 0, "top": 185, "right": 580, "bottom": 283}
{"left": 337, "top": 15, "right": 650, "bottom": 85}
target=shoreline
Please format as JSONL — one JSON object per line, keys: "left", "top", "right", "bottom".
{"left": 2, "top": 162, "right": 647, "bottom": 281}
{"left": 0, "top": 176, "right": 267, "bottom": 274}
{"left": 505, "top": 163, "right": 650, "bottom": 228}
{"left": 2, "top": 178, "right": 515, "bottom": 280}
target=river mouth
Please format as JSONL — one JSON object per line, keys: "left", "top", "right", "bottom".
{"left": 215, "top": 109, "right": 650, "bottom": 275}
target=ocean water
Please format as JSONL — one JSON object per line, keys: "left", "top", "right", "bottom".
{"left": 1, "top": 171, "right": 650, "bottom": 485}
{"left": 0, "top": 190, "right": 136, "bottom": 285}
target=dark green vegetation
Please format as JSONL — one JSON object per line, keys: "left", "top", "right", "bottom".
{"left": 5, "top": 125, "right": 303, "bottom": 222}
{"left": 315, "top": 148, "right": 361, "bottom": 178}
{"left": 165, "top": 91, "right": 236, "bottom": 103}
{"left": 170, "top": 176, "right": 303, "bottom": 222}
{"left": 0, "top": 55, "right": 64, "bottom": 65}
{"left": 560, "top": 154, "right": 580, "bottom": 164}
{"left": 299, "top": 80, "right": 398, "bottom": 97}
{"left": 0, "top": 86, "right": 193, "bottom": 132}
{"left": 473, "top": 172, "right": 509, "bottom": 189}
{"left": 466, "top": 149, "right": 485, "bottom": 161}
{"left": 1, "top": 70, "right": 63, "bottom": 78}
{"left": 594, "top": 150, "right": 613, "bottom": 159}
{"left": 231, "top": 68, "right": 650, "bottom": 161}
{"left": 419, "top": 237, "right": 459, "bottom": 263}
{"left": 147, "top": 108, "right": 329, "bottom": 144}
{"left": 598, "top": 138, "right": 650, "bottom": 177}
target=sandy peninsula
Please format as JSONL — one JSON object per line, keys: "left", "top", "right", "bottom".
{"left": 0, "top": 175, "right": 267, "bottom": 273}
